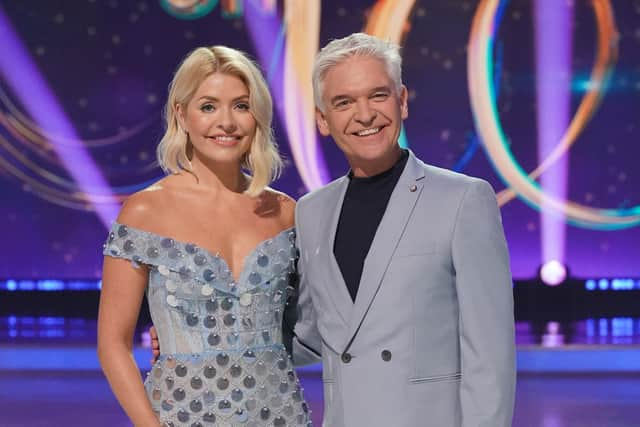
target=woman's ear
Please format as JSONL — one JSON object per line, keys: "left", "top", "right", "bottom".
{"left": 176, "top": 103, "right": 187, "bottom": 133}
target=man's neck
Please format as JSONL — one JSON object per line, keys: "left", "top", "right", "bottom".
{"left": 349, "top": 147, "right": 403, "bottom": 178}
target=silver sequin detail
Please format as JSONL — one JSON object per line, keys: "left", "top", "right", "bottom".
{"left": 117, "top": 225, "right": 128, "bottom": 237}
{"left": 257, "top": 254, "right": 269, "bottom": 267}
{"left": 166, "top": 295, "right": 178, "bottom": 307}
{"left": 123, "top": 240, "right": 135, "bottom": 253}
{"left": 248, "top": 272, "right": 261, "bottom": 285}
{"left": 146, "top": 247, "right": 159, "bottom": 258}
{"left": 239, "top": 293, "right": 253, "bottom": 306}
{"left": 161, "top": 238, "right": 174, "bottom": 248}
{"left": 194, "top": 253, "right": 207, "bottom": 266}
{"left": 202, "top": 269, "right": 215, "bottom": 282}
{"left": 165, "top": 279, "right": 177, "bottom": 292}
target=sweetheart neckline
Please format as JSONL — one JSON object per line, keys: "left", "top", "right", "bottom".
{"left": 112, "top": 222, "right": 294, "bottom": 284}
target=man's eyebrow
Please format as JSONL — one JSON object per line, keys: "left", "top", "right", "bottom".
{"left": 329, "top": 86, "right": 392, "bottom": 104}
{"left": 370, "top": 86, "right": 392, "bottom": 93}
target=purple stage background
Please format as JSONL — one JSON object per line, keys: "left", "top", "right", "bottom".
{"left": 0, "top": 0, "right": 638, "bottom": 280}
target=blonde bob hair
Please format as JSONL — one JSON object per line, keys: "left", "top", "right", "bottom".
{"left": 157, "top": 46, "right": 282, "bottom": 197}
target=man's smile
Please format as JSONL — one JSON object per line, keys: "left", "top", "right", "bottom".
{"left": 351, "top": 125, "right": 386, "bottom": 137}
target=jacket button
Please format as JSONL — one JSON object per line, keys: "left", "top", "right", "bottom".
{"left": 381, "top": 350, "right": 392, "bottom": 361}
{"left": 341, "top": 352, "right": 352, "bottom": 363}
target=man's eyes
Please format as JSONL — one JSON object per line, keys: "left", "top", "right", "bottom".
{"left": 332, "top": 93, "right": 388, "bottom": 109}
{"left": 372, "top": 92, "right": 389, "bottom": 100}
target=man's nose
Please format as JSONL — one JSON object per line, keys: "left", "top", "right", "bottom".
{"left": 354, "top": 99, "right": 376, "bottom": 125}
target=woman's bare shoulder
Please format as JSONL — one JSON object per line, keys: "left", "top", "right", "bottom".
{"left": 261, "top": 187, "right": 296, "bottom": 227}
{"left": 117, "top": 176, "right": 179, "bottom": 230}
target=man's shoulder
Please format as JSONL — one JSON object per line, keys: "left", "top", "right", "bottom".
{"left": 297, "top": 175, "right": 347, "bottom": 208}
{"left": 418, "top": 158, "right": 488, "bottom": 189}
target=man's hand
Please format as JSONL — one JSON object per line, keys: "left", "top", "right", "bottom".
{"left": 149, "top": 326, "right": 160, "bottom": 365}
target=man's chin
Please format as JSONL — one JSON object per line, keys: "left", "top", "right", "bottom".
{"left": 345, "top": 147, "right": 399, "bottom": 172}
{"left": 354, "top": 145, "right": 399, "bottom": 161}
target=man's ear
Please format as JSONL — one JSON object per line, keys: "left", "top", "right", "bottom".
{"left": 315, "top": 107, "right": 331, "bottom": 136}
{"left": 400, "top": 85, "right": 409, "bottom": 120}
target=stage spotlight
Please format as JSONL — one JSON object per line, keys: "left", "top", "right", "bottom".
{"left": 540, "top": 260, "right": 568, "bottom": 286}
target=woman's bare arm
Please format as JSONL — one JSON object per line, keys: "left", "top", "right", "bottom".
{"left": 97, "top": 196, "right": 161, "bottom": 426}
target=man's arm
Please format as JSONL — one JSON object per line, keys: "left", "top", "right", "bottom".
{"left": 452, "top": 179, "right": 516, "bottom": 427}
{"left": 149, "top": 326, "right": 160, "bottom": 365}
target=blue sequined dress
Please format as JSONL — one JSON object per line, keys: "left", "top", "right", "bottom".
{"left": 103, "top": 223, "right": 312, "bottom": 427}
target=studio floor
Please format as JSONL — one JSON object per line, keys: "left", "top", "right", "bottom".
{"left": 1, "top": 370, "right": 639, "bottom": 426}
{"left": 2, "top": 316, "right": 639, "bottom": 426}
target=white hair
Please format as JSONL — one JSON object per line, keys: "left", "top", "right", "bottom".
{"left": 312, "top": 33, "right": 403, "bottom": 111}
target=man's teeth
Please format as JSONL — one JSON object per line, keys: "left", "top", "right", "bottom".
{"left": 356, "top": 127, "right": 380, "bottom": 136}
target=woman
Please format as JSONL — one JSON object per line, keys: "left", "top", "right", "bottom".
{"left": 98, "top": 46, "right": 312, "bottom": 427}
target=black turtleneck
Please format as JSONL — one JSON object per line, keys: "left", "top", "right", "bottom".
{"left": 333, "top": 149, "right": 409, "bottom": 302}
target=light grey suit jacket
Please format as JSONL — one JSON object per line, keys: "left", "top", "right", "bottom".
{"left": 292, "top": 152, "right": 516, "bottom": 427}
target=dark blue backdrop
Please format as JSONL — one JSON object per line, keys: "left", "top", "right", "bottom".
{"left": 0, "top": 0, "right": 638, "bottom": 279}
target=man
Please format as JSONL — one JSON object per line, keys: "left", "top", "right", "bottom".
{"left": 290, "top": 33, "right": 515, "bottom": 426}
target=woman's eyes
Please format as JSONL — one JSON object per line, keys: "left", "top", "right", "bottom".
{"left": 199, "top": 103, "right": 250, "bottom": 112}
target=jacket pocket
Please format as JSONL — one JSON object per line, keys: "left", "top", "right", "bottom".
{"left": 409, "top": 372, "right": 461, "bottom": 384}
{"left": 394, "top": 246, "right": 438, "bottom": 258}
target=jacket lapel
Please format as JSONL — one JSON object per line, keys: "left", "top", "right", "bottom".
{"left": 318, "top": 176, "right": 353, "bottom": 328}
{"left": 346, "top": 152, "right": 426, "bottom": 341}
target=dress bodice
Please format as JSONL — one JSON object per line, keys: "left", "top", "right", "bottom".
{"left": 103, "top": 222, "right": 298, "bottom": 356}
